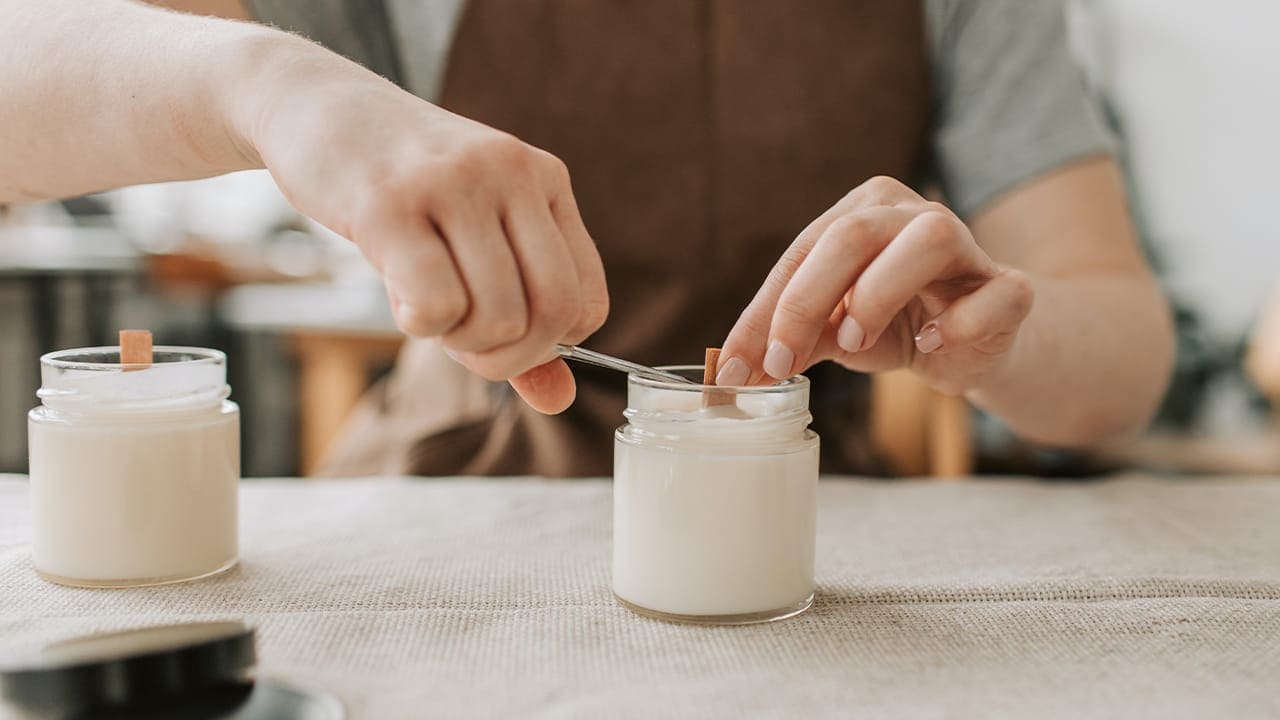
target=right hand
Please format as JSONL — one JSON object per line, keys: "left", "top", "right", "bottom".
{"left": 246, "top": 63, "right": 608, "bottom": 413}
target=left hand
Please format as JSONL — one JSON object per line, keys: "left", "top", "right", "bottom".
{"left": 717, "top": 176, "right": 1034, "bottom": 395}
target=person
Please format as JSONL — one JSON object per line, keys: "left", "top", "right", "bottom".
{"left": 1, "top": 0, "right": 1174, "bottom": 476}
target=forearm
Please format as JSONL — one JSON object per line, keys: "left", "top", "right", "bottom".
{"left": 1, "top": 0, "right": 336, "bottom": 202}
{"left": 1, "top": 0, "right": 609, "bottom": 398}
{"left": 968, "top": 270, "right": 1174, "bottom": 446}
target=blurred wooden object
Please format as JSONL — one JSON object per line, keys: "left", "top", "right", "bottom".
{"left": 870, "top": 369, "right": 973, "bottom": 478}
{"left": 292, "top": 331, "right": 404, "bottom": 475}
{"left": 1246, "top": 283, "right": 1280, "bottom": 407}
{"left": 146, "top": 243, "right": 325, "bottom": 295}
{"left": 146, "top": 251, "right": 236, "bottom": 293}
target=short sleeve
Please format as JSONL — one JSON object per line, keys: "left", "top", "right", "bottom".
{"left": 245, "top": 0, "right": 403, "bottom": 84}
{"left": 926, "top": 0, "right": 1116, "bottom": 219}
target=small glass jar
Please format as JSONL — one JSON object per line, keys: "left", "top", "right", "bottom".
{"left": 612, "top": 366, "right": 820, "bottom": 624}
{"left": 28, "top": 346, "right": 240, "bottom": 587}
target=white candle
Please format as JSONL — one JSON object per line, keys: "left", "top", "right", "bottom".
{"left": 27, "top": 346, "right": 239, "bottom": 587}
{"left": 612, "top": 368, "right": 819, "bottom": 623}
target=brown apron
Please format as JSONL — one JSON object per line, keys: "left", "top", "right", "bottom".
{"left": 321, "top": 0, "right": 931, "bottom": 477}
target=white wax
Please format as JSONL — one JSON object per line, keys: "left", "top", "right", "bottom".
{"left": 612, "top": 410, "right": 818, "bottom": 618}
{"left": 28, "top": 407, "right": 239, "bottom": 584}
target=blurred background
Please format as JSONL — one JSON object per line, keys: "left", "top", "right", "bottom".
{"left": 2, "top": 0, "right": 1277, "bottom": 478}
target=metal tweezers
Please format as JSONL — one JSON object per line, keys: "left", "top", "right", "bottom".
{"left": 556, "top": 344, "right": 696, "bottom": 384}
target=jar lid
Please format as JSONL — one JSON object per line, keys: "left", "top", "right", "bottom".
{"left": 1, "top": 621, "right": 254, "bottom": 716}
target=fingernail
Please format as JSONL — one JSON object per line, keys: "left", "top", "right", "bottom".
{"left": 837, "top": 316, "right": 865, "bottom": 353}
{"left": 715, "top": 356, "right": 750, "bottom": 386}
{"left": 763, "top": 341, "right": 795, "bottom": 379}
{"left": 915, "top": 322, "right": 942, "bottom": 354}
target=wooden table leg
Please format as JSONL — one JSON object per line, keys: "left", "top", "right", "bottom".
{"left": 291, "top": 332, "right": 403, "bottom": 476}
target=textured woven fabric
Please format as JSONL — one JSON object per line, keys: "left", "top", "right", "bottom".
{"left": 2, "top": 475, "right": 1279, "bottom": 719}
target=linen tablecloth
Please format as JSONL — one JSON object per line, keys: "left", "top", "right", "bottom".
{"left": 2, "top": 474, "right": 1279, "bottom": 719}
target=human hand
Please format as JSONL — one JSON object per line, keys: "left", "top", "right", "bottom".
{"left": 248, "top": 66, "right": 608, "bottom": 413}
{"left": 717, "top": 176, "right": 1033, "bottom": 395}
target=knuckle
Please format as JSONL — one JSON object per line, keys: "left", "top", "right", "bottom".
{"left": 845, "top": 295, "right": 887, "bottom": 331}
{"left": 459, "top": 311, "right": 527, "bottom": 348}
{"left": 436, "top": 156, "right": 486, "bottom": 193}
{"left": 395, "top": 315, "right": 429, "bottom": 337}
{"left": 418, "top": 290, "right": 469, "bottom": 332}
{"left": 399, "top": 313, "right": 441, "bottom": 338}
{"left": 492, "top": 314, "right": 530, "bottom": 345}
{"left": 912, "top": 211, "right": 960, "bottom": 254}
{"left": 486, "top": 135, "right": 532, "bottom": 178}
{"left": 825, "top": 214, "right": 876, "bottom": 252}
{"left": 737, "top": 313, "right": 772, "bottom": 349}
{"left": 863, "top": 174, "right": 906, "bottom": 197}
{"left": 536, "top": 150, "right": 572, "bottom": 188}
{"left": 725, "top": 304, "right": 773, "bottom": 351}
{"left": 449, "top": 132, "right": 535, "bottom": 187}
{"left": 768, "top": 244, "right": 808, "bottom": 288}
{"left": 774, "top": 294, "right": 822, "bottom": 326}
{"left": 866, "top": 174, "right": 901, "bottom": 190}
{"left": 578, "top": 296, "right": 610, "bottom": 334}
{"left": 1002, "top": 269, "right": 1036, "bottom": 316}
{"left": 483, "top": 133, "right": 532, "bottom": 169}
{"left": 533, "top": 285, "right": 582, "bottom": 335}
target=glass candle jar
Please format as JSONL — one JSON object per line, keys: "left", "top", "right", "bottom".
{"left": 27, "top": 346, "right": 240, "bottom": 587}
{"left": 612, "top": 366, "right": 820, "bottom": 624}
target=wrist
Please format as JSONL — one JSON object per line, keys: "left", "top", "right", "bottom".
{"left": 217, "top": 26, "right": 379, "bottom": 171}
{"left": 211, "top": 25, "right": 303, "bottom": 170}
{"left": 216, "top": 26, "right": 412, "bottom": 214}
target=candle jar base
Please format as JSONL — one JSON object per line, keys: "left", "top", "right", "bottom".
{"left": 614, "top": 592, "right": 814, "bottom": 625}
{"left": 35, "top": 557, "right": 239, "bottom": 589}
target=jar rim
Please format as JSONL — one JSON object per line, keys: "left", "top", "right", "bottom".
{"left": 40, "top": 346, "right": 226, "bottom": 372}
{"left": 628, "top": 364, "right": 809, "bottom": 394}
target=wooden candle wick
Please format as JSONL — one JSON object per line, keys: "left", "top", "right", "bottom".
{"left": 702, "top": 347, "right": 736, "bottom": 408}
{"left": 119, "top": 329, "right": 153, "bottom": 369}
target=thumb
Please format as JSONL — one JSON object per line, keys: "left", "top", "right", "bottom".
{"left": 508, "top": 358, "right": 578, "bottom": 414}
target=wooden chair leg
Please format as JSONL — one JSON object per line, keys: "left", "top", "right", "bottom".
{"left": 927, "top": 392, "right": 973, "bottom": 478}
{"left": 871, "top": 369, "right": 973, "bottom": 478}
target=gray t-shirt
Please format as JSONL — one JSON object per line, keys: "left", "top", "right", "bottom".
{"left": 247, "top": 0, "right": 1114, "bottom": 219}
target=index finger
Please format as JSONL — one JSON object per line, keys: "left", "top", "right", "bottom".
{"left": 715, "top": 178, "right": 923, "bottom": 385}
{"left": 550, "top": 189, "right": 609, "bottom": 344}
{"left": 719, "top": 206, "right": 908, "bottom": 384}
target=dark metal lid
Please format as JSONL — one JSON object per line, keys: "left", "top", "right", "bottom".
{"left": 0, "top": 621, "right": 255, "bottom": 716}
